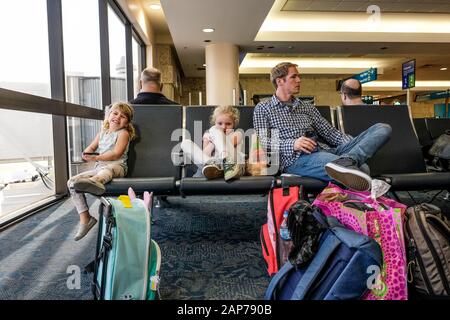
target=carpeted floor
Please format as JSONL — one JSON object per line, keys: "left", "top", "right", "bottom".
{"left": 0, "top": 190, "right": 448, "bottom": 300}
{"left": 0, "top": 194, "right": 270, "bottom": 300}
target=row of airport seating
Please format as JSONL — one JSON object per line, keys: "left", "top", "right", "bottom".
{"left": 103, "top": 104, "right": 450, "bottom": 196}
{"left": 413, "top": 117, "right": 450, "bottom": 155}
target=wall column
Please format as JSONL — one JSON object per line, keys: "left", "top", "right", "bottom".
{"left": 205, "top": 43, "right": 239, "bottom": 106}
{"left": 156, "top": 45, "right": 181, "bottom": 101}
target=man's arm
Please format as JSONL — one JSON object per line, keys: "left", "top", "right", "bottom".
{"left": 310, "top": 106, "right": 351, "bottom": 146}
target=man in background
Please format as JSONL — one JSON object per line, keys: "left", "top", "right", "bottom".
{"left": 130, "top": 67, "right": 179, "bottom": 105}
{"left": 340, "top": 78, "right": 364, "bottom": 105}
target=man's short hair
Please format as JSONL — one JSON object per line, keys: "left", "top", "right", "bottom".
{"left": 340, "top": 80, "right": 362, "bottom": 99}
{"left": 270, "top": 62, "right": 298, "bottom": 88}
{"left": 141, "top": 67, "right": 161, "bottom": 86}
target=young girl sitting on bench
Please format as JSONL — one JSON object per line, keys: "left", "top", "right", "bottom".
{"left": 67, "top": 102, "right": 136, "bottom": 241}
{"left": 181, "top": 105, "right": 245, "bottom": 181}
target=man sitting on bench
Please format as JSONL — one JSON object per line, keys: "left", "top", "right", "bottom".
{"left": 253, "top": 62, "right": 392, "bottom": 191}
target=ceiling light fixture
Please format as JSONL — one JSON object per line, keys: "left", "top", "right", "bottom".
{"left": 440, "top": 67, "right": 448, "bottom": 71}
{"left": 149, "top": 4, "right": 161, "bottom": 10}
{"left": 202, "top": 28, "right": 215, "bottom": 33}
{"left": 362, "top": 81, "right": 450, "bottom": 89}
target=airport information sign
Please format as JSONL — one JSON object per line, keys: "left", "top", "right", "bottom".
{"left": 362, "top": 96, "right": 374, "bottom": 104}
{"left": 351, "top": 68, "right": 377, "bottom": 84}
{"left": 415, "top": 90, "right": 450, "bottom": 102}
{"left": 430, "top": 90, "right": 450, "bottom": 100}
{"left": 402, "top": 59, "right": 416, "bottom": 90}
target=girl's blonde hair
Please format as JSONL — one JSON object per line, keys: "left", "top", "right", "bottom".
{"left": 209, "top": 105, "right": 240, "bottom": 127}
{"left": 103, "top": 102, "right": 137, "bottom": 140}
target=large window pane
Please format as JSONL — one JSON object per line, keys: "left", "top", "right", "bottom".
{"left": 67, "top": 117, "right": 102, "bottom": 177}
{"left": 0, "top": 0, "right": 51, "bottom": 98}
{"left": 132, "top": 37, "right": 141, "bottom": 98}
{"left": 62, "top": 0, "right": 102, "bottom": 109}
{"left": 108, "top": 5, "right": 127, "bottom": 102}
{"left": 62, "top": 0, "right": 103, "bottom": 177}
{"left": 0, "top": 110, "right": 55, "bottom": 222}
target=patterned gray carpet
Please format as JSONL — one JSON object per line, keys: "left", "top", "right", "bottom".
{"left": 0, "top": 194, "right": 270, "bottom": 300}
{"left": 0, "top": 190, "right": 448, "bottom": 300}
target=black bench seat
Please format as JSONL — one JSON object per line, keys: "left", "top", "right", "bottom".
{"left": 180, "top": 176, "right": 275, "bottom": 195}
{"left": 104, "top": 177, "right": 177, "bottom": 196}
{"left": 338, "top": 105, "right": 450, "bottom": 191}
{"left": 380, "top": 172, "right": 450, "bottom": 191}
{"left": 277, "top": 175, "right": 328, "bottom": 192}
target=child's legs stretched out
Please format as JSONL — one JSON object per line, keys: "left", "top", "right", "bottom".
{"left": 181, "top": 139, "right": 212, "bottom": 165}
{"left": 91, "top": 163, "right": 125, "bottom": 184}
{"left": 209, "top": 127, "right": 244, "bottom": 164}
{"left": 67, "top": 169, "right": 98, "bottom": 224}
{"left": 208, "top": 127, "right": 228, "bottom": 159}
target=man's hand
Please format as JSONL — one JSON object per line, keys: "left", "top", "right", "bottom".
{"left": 294, "top": 136, "right": 317, "bottom": 154}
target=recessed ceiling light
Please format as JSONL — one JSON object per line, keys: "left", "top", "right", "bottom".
{"left": 204, "top": 40, "right": 211, "bottom": 43}
{"left": 149, "top": 4, "right": 161, "bottom": 10}
{"left": 202, "top": 28, "right": 215, "bottom": 33}
{"left": 203, "top": 64, "right": 206, "bottom": 67}
{"left": 440, "top": 67, "right": 448, "bottom": 71}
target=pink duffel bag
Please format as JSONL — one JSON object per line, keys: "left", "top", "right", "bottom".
{"left": 313, "top": 183, "right": 408, "bottom": 300}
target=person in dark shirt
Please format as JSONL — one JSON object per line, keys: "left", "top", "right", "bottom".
{"left": 130, "top": 67, "right": 179, "bottom": 105}
{"left": 340, "top": 78, "right": 364, "bottom": 106}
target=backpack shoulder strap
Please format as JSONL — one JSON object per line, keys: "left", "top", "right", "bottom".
{"left": 291, "top": 232, "right": 341, "bottom": 300}
{"left": 264, "top": 261, "right": 295, "bottom": 300}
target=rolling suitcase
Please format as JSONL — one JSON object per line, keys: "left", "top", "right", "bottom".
{"left": 92, "top": 193, "right": 161, "bottom": 300}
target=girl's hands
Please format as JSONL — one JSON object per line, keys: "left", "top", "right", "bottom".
{"left": 82, "top": 153, "right": 98, "bottom": 162}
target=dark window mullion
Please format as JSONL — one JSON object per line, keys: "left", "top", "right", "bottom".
{"left": 47, "top": 0, "right": 69, "bottom": 195}
{"left": 107, "top": 0, "right": 127, "bottom": 23}
{"left": 132, "top": 28, "right": 146, "bottom": 71}
{"left": 140, "top": 43, "right": 146, "bottom": 71}
{"left": 99, "top": 0, "right": 111, "bottom": 107}
{"left": 125, "top": 23, "right": 133, "bottom": 101}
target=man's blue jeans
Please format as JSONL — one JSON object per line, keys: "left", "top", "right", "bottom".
{"left": 284, "top": 123, "right": 392, "bottom": 181}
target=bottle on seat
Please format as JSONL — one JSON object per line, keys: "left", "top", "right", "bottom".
{"left": 279, "top": 210, "right": 293, "bottom": 267}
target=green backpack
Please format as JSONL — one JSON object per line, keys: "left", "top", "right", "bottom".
{"left": 92, "top": 191, "right": 161, "bottom": 300}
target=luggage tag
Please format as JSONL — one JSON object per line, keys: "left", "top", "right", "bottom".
{"left": 118, "top": 195, "right": 133, "bottom": 208}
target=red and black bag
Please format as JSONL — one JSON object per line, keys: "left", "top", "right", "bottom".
{"left": 260, "top": 185, "right": 304, "bottom": 276}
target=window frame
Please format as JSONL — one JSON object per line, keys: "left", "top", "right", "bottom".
{"left": 0, "top": 0, "right": 145, "bottom": 228}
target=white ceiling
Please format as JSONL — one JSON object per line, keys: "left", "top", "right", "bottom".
{"left": 154, "top": 0, "right": 450, "bottom": 81}
{"left": 161, "top": 0, "right": 274, "bottom": 77}
{"left": 282, "top": 0, "right": 450, "bottom": 13}
{"left": 140, "top": 0, "right": 171, "bottom": 34}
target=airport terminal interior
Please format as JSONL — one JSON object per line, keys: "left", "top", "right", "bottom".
{"left": 0, "top": 0, "right": 449, "bottom": 300}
